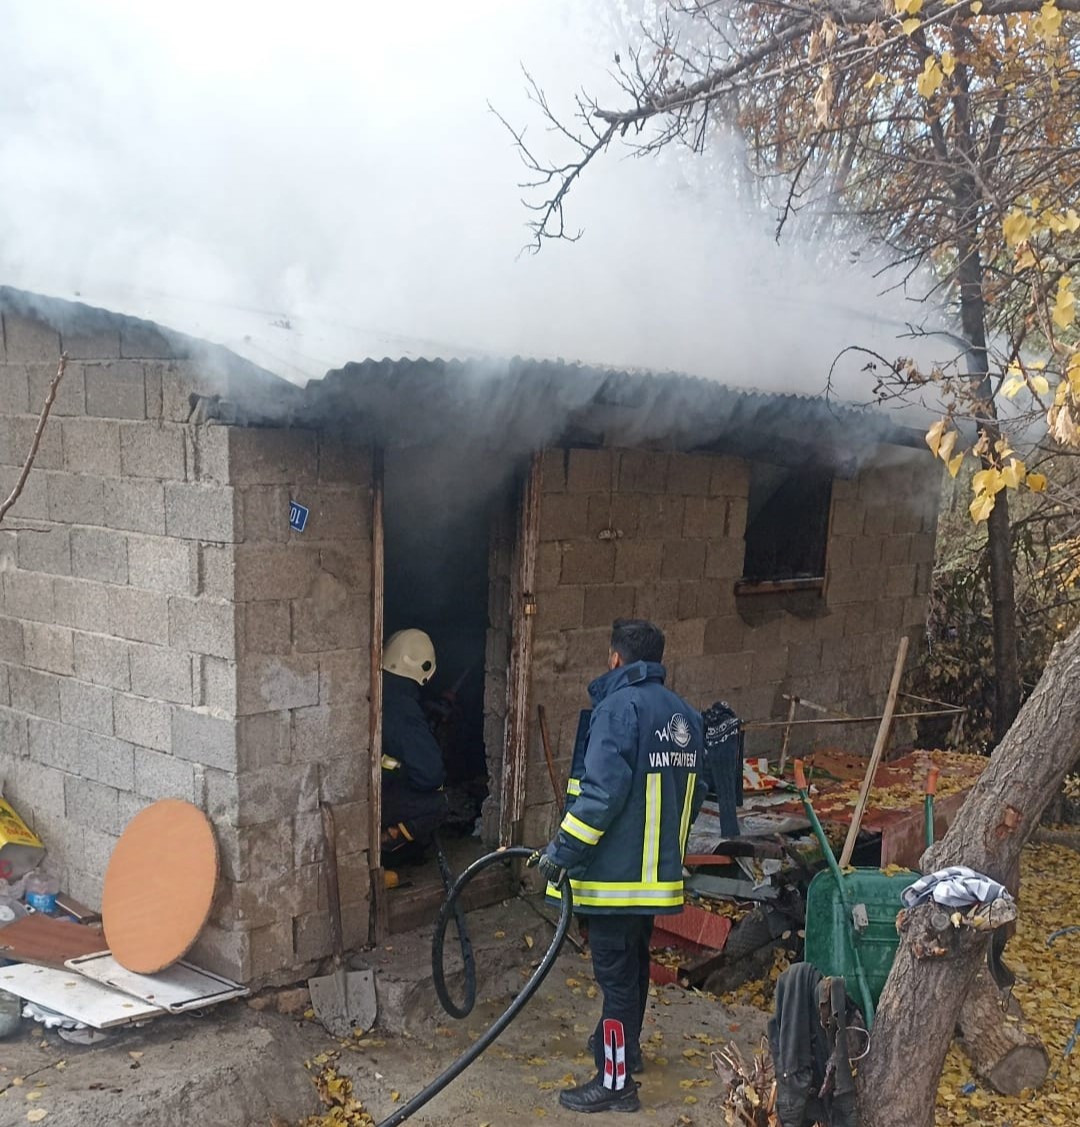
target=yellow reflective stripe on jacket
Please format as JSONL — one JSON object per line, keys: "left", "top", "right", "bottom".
{"left": 678, "top": 773, "right": 697, "bottom": 855}
{"left": 548, "top": 878, "right": 684, "bottom": 909}
{"left": 566, "top": 777, "right": 582, "bottom": 797}
{"left": 561, "top": 811, "right": 604, "bottom": 846}
{"left": 641, "top": 773, "right": 662, "bottom": 884}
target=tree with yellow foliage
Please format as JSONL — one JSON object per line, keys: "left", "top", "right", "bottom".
{"left": 510, "top": 2, "right": 1080, "bottom": 1121}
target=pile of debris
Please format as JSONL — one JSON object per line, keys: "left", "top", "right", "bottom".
{"left": 0, "top": 792, "right": 246, "bottom": 1045}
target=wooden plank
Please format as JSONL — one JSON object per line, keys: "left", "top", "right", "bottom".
{"left": 499, "top": 450, "right": 543, "bottom": 846}
{"left": 0, "top": 962, "right": 163, "bottom": 1028}
{"left": 838, "top": 635, "right": 909, "bottom": 868}
{"left": 368, "top": 447, "right": 389, "bottom": 943}
{"left": 0, "top": 914, "right": 107, "bottom": 968}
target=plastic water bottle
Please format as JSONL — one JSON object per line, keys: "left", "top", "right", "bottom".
{"left": 23, "top": 871, "right": 59, "bottom": 914}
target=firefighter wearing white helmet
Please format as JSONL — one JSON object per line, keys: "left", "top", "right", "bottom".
{"left": 380, "top": 629, "right": 448, "bottom": 870}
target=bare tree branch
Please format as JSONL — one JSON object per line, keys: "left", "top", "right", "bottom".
{"left": 0, "top": 353, "right": 68, "bottom": 525}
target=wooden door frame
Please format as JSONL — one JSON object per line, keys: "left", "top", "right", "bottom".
{"left": 368, "top": 447, "right": 388, "bottom": 942}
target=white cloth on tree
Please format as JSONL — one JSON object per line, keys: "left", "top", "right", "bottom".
{"left": 901, "top": 865, "right": 1013, "bottom": 910}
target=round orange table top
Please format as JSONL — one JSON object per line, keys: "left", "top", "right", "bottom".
{"left": 102, "top": 799, "right": 219, "bottom": 974}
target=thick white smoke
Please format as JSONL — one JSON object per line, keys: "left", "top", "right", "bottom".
{"left": 0, "top": 0, "right": 953, "bottom": 409}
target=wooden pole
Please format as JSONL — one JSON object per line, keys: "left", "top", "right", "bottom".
{"left": 537, "top": 704, "right": 562, "bottom": 804}
{"left": 368, "top": 448, "right": 389, "bottom": 943}
{"left": 777, "top": 695, "right": 798, "bottom": 775}
{"left": 838, "top": 635, "right": 909, "bottom": 869}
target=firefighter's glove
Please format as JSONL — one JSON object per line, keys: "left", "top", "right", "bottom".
{"left": 526, "top": 846, "right": 567, "bottom": 886}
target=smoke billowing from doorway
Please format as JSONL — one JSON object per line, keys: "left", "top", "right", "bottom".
{"left": 0, "top": 1, "right": 952, "bottom": 410}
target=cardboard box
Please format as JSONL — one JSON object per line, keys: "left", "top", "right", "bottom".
{"left": 0, "top": 795, "right": 45, "bottom": 881}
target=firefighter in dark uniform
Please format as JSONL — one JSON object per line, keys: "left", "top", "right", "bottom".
{"left": 380, "top": 629, "right": 448, "bottom": 874}
{"left": 529, "top": 618, "right": 706, "bottom": 1114}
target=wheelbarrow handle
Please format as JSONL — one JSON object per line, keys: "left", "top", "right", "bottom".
{"left": 794, "top": 758, "right": 808, "bottom": 792}
{"left": 925, "top": 765, "right": 940, "bottom": 796}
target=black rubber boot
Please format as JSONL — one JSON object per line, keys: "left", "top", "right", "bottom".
{"left": 587, "top": 1033, "right": 644, "bottom": 1073}
{"left": 558, "top": 1075, "right": 641, "bottom": 1114}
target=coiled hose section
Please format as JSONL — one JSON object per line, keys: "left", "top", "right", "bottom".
{"left": 432, "top": 839, "right": 477, "bottom": 1018}
{"left": 376, "top": 846, "right": 573, "bottom": 1127}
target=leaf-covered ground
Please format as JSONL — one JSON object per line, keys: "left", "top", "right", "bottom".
{"left": 935, "top": 842, "right": 1080, "bottom": 1126}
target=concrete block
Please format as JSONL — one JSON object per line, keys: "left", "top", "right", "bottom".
{"left": 0, "top": 616, "right": 24, "bottom": 664}
{"left": 618, "top": 449, "right": 669, "bottom": 493}
{"left": 582, "top": 584, "right": 637, "bottom": 629}
{"left": 208, "top": 762, "right": 318, "bottom": 828}
{"left": 0, "top": 362, "right": 30, "bottom": 413}
{"left": 613, "top": 539, "right": 663, "bottom": 584}
{"left": 635, "top": 582, "right": 681, "bottom": 621}
{"left": 200, "top": 543, "right": 236, "bottom": 600}
{"left": 64, "top": 775, "right": 121, "bottom": 834}
{"left": 145, "top": 363, "right": 165, "bottom": 419}
{"left": 103, "top": 477, "right": 166, "bottom": 534}
{"left": 121, "top": 323, "right": 176, "bottom": 360}
{"left": 60, "top": 326, "right": 121, "bottom": 360}
{"left": 134, "top": 744, "right": 196, "bottom": 800}
{"left": 59, "top": 677, "right": 114, "bottom": 735}
{"left": 24, "top": 622, "right": 74, "bottom": 675}
{"left": 78, "top": 824, "right": 121, "bottom": 876}
{"left": 535, "top": 586, "right": 584, "bottom": 633}
{"left": 25, "top": 361, "right": 84, "bottom": 417}
{"left": 880, "top": 536, "right": 910, "bottom": 567}
{"left": 318, "top": 433, "right": 371, "bottom": 485}
{"left": 540, "top": 447, "right": 567, "bottom": 493}
{"left": 705, "top": 538, "right": 746, "bottom": 581}
{"left": 315, "top": 756, "right": 365, "bottom": 812}
{"left": 109, "top": 585, "right": 169, "bottom": 644}
{"left": 187, "top": 922, "right": 251, "bottom": 983}
{"left": 787, "top": 640, "right": 823, "bottom": 678}
{"left": 62, "top": 418, "right": 121, "bottom": 476}
{"left": 559, "top": 541, "right": 615, "bottom": 585}
{"left": 292, "top": 487, "right": 367, "bottom": 543}
{"left": 874, "top": 599, "right": 906, "bottom": 632}
{"left": 811, "top": 609, "right": 848, "bottom": 643}
{"left": 71, "top": 526, "right": 128, "bottom": 584}
{"left": 0, "top": 414, "right": 62, "bottom": 469}
{"left": 318, "top": 651, "right": 366, "bottom": 705}
{"left": 47, "top": 471, "right": 105, "bottom": 526}
{"left": 27, "top": 716, "right": 78, "bottom": 770}
{"left": 291, "top": 700, "right": 366, "bottom": 764}
{"left": 3, "top": 312, "right": 60, "bottom": 361}
{"left": 0, "top": 707, "right": 29, "bottom": 758}
{"left": 850, "top": 535, "right": 885, "bottom": 571}
{"left": 536, "top": 542, "right": 563, "bottom": 592}
{"left": 319, "top": 544, "right": 370, "bottom": 593}
{"left": 566, "top": 448, "right": 613, "bottom": 493}
{"left": 171, "top": 706, "right": 237, "bottom": 770}
{"left": 129, "top": 642, "right": 193, "bottom": 704}
{"left": 239, "top": 600, "right": 291, "bottom": 655}
{"left": 679, "top": 578, "right": 734, "bottom": 620}
{"left": 227, "top": 427, "right": 318, "bottom": 485}
{"left": 909, "top": 533, "right": 937, "bottom": 565}
{"left": 187, "top": 425, "right": 230, "bottom": 484}
{"left": 863, "top": 505, "right": 894, "bottom": 537}
{"left": 663, "top": 617, "right": 707, "bottom": 658}
{"left": 11, "top": 667, "right": 61, "bottom": 720}
{"left": 237, "top": 654, "right": 319, "bottom": 715}
{"left": 159, "top": 365, "right": 203, "bottom": 423}
{"left": 83, "top": 360, "right": 146, "bottom": 419}
{"left": 127, "top": 533, "right": 198, "bottom": 594}
{"left": 708, "top": 456, "right": 751, "bottom": 498}
{"left": 236, "top": 711, "right": 292, "bottom": 771}
{"left": 221, "top": 819, "right": 295, "bottom": 884}
{"left": 885, "top": 564, "right": 917, "bottom": 599}
{"left": 168, "top": 596, "right": 236, "bottom": 658}
{"left": 249, "top": 920, "right": 297, "bottom": 980}
{"left": 164, "top": 482, "right": 238, "bottom": 542}
{"left": 292, "top": 589, "right": 366, "bottom": 653}
{"left": 829, "top": 499, "right": 863, "bottom": 538}
{"left": 0, "top": 465, "right": 48, "bottom": 520}
{"left": 638, "top": 493, "right": 686, "bottom": 533}
{"left": 17, "top": 525, "right": 71, "bottom": 576}
{"left": 198, "top": 655, "right": 238, "bottom": 714}
{"left": 232, "top": 545, "right": 319, "bottom": 601}
{"left": 703, "top": 615, "right": 747, "bottom": 655}
{"left": 82, "top": 731, "right": 135, "bottom": 790}
{"left": 661, "top": 540, "right": 707, "bottom": 582}
{"left": 751, "top": 645, "right": 789, "bottom": 684}
{"left": 666, "top": 453, "right": 713, "bottom": 496}
{"left": 119, "top": 421, "right": 187, "bottom": 479}
{"left": 539, "top": 493, "right": 588, "bottom": 541}
{"left": 52, "top": 577, "right": 112, "bottom": 634}
{"left": 236, "top": 485, "right": 290, "bottom": 543}
{"left": 114, "top": 693, "right": 171, "bottom": 752}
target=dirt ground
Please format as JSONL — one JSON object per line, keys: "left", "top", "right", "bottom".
{"left": 0, "top": 907, "right": 767, "bottom": 1127}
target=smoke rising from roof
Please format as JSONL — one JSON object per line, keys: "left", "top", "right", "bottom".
{"left": 0, "top": 1, "right": 953, "bottom": 410}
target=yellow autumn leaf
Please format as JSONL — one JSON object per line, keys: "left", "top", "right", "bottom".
{"left": 865, "top": 72, "right": 887, "bottom": 90}
{"left": 27, "top": 1112, "right": 48, "bottom": 1124}
{"left": 1035, "top": 0, "right": 1063, "bottom": 40}
{"left": 1001, "top": 459, "right": 1026, "bottom": 489}
{"left": 1003, "top": 209, "right": 1037, "bottom": 247}
{"left": 916, "top": 56, "right": 944, "bottom": 97}
{"left": 970, "top": 0, "right": 983, "bottom": 8}
{"left": 940, "top": 51, "right": 956, "bottom": 75}
{"left": 970, "top": 491, "right": 996, "bottom": 522}
{"left": 1032, "top": 374, "right": 1050, "bottom": 396}
{"left": 1053, "top": 278, "right": 1076, "bottom": 330}
{"left": 1027, "top": 472, "right": 1048, "bottom": 492}
{"left": 972, "top": 467, "right": 1005, "bottom": 495}
{"left": 937, "top": 428, "right": 958, "bottom": 463}
{"left": 1002, "top": 375, "right": 1026, "bottom": 399}
{"left": 901, "top": 17, "right": 922, "bottom": 34}
{"left": 947, "top": 452, "right": 964, "bottom": 478}
{"left": 1016, "top": 245, "right": 1037, "bottom": 270}
{"left": 925, "top": 418, "right": 946, "bottom": 456}
{"left": 895, "top": 0, "right": 923, "bottom": 12}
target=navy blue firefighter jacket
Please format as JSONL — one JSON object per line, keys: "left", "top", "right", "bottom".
{"left": 545, "top": 661, "right": 706, "bottom": 915}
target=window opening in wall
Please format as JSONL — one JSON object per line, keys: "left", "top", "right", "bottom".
{"left": 380, "top": 447, "right": 512, "bottom": 930}
{"left": 739, "top": 462, "right": 833, "bottom": 590}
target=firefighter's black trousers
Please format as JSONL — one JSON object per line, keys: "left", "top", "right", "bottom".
{"left": 381, "top": 773, "right": 448, "bottom": 860}
{"left": 588, "top": 914, "right": 654, "bottom": 1085}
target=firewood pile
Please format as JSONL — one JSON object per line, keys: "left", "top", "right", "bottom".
{"left": 710, "top": 1038, "right": 778, "bottom": 1126}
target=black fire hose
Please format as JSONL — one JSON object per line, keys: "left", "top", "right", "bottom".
{"left": 375, "top": 847, "right": 573, "bottom": 1127}
{"left": 431, "top": 835, "right": 477, "bottom": 1018}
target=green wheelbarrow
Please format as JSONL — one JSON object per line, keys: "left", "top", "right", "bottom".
{"left": 793, "top": 760, "right": 939, "bottom": 1027}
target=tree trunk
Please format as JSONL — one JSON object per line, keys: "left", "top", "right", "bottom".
{"left": 858, "top": 621, "right": 1080, "bottom": 1126}
{"left": 957, "top": 968, "right": 1049, "bottom": 1094}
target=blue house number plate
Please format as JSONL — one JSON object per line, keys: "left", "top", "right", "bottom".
{"left": 289, "top": 501, "right": 309, "bottom": 533}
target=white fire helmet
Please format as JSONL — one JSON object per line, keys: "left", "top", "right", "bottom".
{"left": 383, "top": 629, "right": 437, "bottom": 686}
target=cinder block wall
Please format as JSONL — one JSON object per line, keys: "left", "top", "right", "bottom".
{"left": 523, "top": 445, "right": 940, "bottom": 841}
{"left": 0, "top": 305, "right": 372, "bottom": 984}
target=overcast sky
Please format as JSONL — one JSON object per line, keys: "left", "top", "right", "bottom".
{"left": 0, "top": 0, "right": 953, "bottom": 402}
